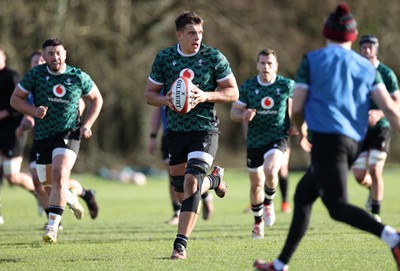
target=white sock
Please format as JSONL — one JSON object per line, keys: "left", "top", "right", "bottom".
{"left": 273, "top": 258, "right": 288, "bottom": 270}
{"left": 66, "top": 189, "right": 75, "bottom": 207}
{"left": 47, "top": 213, "right": 62, "bottom": 229}
{"left": 381, "top": 225, "right": 399, "bottom": 248}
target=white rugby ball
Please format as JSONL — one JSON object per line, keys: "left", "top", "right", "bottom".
{"left": 170, "top": 76, "right": 193, "bottom": 114}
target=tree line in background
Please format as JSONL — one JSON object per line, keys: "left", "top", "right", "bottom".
{"left": 2, "top": 0, "right": 400, "bottom": 171}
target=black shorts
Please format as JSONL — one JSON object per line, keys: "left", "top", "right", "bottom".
{"left": 167, "top": 130, "right": 219, "bottom": 166}
{"left": 247, "top": 138, "right": 288, "bottom": 168}
{"left": 161, "top": 133, "right": 168, "bottom": 161}
{"left": 32, "top": 128, "right": 81, "bottom": 164}
{"left": 360, "top": 127, "right": 391, "bottom": 153}
{"left": 0, "top": 128, "right": 27, "bottom": 158}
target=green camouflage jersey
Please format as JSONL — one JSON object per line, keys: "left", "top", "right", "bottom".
{"left": 238, "top": 75, "right": 294, "bottom": 148}
{"left": 18, "top": 64, "right": 93, "bottom": 140}
{"left": 149, "top": 44, "right": 233, "bottom": 132}
{"left": 370, "top": 62, "right": 399, "bottom": 129}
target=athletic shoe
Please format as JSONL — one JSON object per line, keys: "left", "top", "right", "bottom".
{"left": 212, "top": 166, "right": 227, "bottom": 198}
{"left": 0, "top": 215, "right": 4, "bottom": 225}
{"left": 43, "top": 223, "right": 63, "bottom": 231}
{"left": 170, "top": 243, "right": 187, "bottom": 260}
{"left": 83, "top": 189, "right": 98, "bottom": 219}
{"left": 372, "top": 213, "right": 382, "bottom": 223}
{"left": 281, "top": 202, "right": 291, "bottom": 214}
{"left": 263, "top": 203, "right": 276, "bottom": 227}
{"left": 392, "top": 232, "right": 400, "bottom": 271}
{"left": 252, "top": 220, "right": 265, "bottom": 240}
{"left": 365, "top": 193, "right": 372, "bottom": 212}
{"left": 68, "top": 192, "right": 84, "bottom": 220}
{"left": 253, "top": 260, "right": 288, "bottom": 271}
{"left": 43, "top": 226, "right": 58, "bottom": 244}
{"left": 166, "top": 215, "right": 179, "bottom": 225}
{"left": 202, "top": 195, "right": 214, "bottom": 220}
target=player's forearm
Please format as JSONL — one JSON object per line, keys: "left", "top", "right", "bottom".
{"left": 10, "top": 95, "right": 36, "bottom": 117}
{"left": 205, "top": 87, "right": 239, "bottom": 103}
{"left": 292, "top": 112, "right": 306, "bottom": 138}
{"left": 82, "top": 97, "right": 103, "bottom": 129}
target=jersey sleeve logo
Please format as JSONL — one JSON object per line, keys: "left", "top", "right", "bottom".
{"left": 261, "top": 96, "right": 274, "bottom": 109}
{"left": 53, "top": 84, "right": 66, "bottom": 97}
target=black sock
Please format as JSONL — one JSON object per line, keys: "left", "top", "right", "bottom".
{"left": 207, "top": 175, "right": 220, "bottom": 190}
{"left": 201, "top": 191, "right": 210, "bottom": 199}
{"left": 48, "top": 205, "right": 64, "bottom": 216}
{"left": 172, "top": 201, "right": 181, "bottom": 216}
{"left": 371, "top": 199, "right": 381, "bottom": 215}
{"left": 251, "top": 203, "right": 263, "bottom": 223}
{"left": 174, "top": 234, "right": 188, "bottom": 249}
{"left": 279, "top": 175, "right": 289, "bottom": 202}
{"left": 81, "top": 190, "right": 92, "bottom": 202}
{"left": 263, "top": 186, "right": 276, "bottom": 205}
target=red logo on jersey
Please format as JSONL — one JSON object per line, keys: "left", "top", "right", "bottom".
{"left": 53, "top": 84, "right": 66, "bottom": 97}
{"left": 261, "top": 97, "right": 274, "bottom": 109}
{"left": 180, "top": 68, "right": 194, "bottom": 80}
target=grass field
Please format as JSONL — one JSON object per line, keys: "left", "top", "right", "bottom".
{"left": 0, "top": 167, "right": 399, "bottom": 271}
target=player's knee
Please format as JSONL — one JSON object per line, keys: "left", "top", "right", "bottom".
{"left": 353, "top": 168, "right": 367, "bottom": 184}
{"left": 185, "top": 158, "right": 210, "bottom": 190}
{"left": 368, "top": 150, "right": 387, "bottom": 176}
{"left": 170, "top": 175, "right": 185, "bottom": 192}
{"left": 369, "top": 150, "right": 387, "bottom": 165}
{"left": 181, "top": 189, "right": 201, "bottom": 213}
{"left": 324, "top": 200, "right": 347, "bottom": 222}
{"left": 327, "top": 207, "right": 346, "bottom": 222}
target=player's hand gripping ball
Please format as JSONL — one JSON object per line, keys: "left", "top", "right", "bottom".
{"left": 170, "top": 76, "right": 194, "bottom": 114}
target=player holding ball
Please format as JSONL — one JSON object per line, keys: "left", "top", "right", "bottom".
{"left": 145, "top": 10, "right": 239, "bottom": 259}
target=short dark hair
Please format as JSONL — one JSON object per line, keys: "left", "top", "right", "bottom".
{"left": 257, "top": 48, "right": 277, "bottom": 62}
{"left": 29, "top": 50, "right": 43, "bottom": 62}
{"left": 175, "top": 11, "right": 203, "bottom": 32}
{"left": 359, "top": 34, "right": 379, "bottom": 47}
{"left": 42, "top": 38, "right": 64, "bottom": 50}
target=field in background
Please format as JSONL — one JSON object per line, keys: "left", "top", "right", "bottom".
{"left": 0, "top": 168, "right": 399, "bottom": 271}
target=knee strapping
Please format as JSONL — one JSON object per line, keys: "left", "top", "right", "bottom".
{"left": 368, "top": 149, "right": 387, "bottom": 165}
{"left": 170, "top": 175, "right": 185, "bottom": 192}
{"left": 185, "top": 159, "right": 210, "bottom": 191}
{"left": 181, "top": 189, "right": 201, "bottom": 213}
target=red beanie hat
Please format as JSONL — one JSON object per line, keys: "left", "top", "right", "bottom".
{"left": 323, "top": 3, "right": 358, "bottom": 42}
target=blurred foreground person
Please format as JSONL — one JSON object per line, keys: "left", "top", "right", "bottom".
{"left": 254, "top": 3, "right": 400, "bottom": 271}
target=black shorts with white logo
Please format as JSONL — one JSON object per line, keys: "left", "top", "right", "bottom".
{"left": 32, "top": 128, "right": 81, "bottom": 164}
{"left": 166, "top": 130, "right": 219, "bottom": 166}
{"left": 246, "top": 138, "right": 288, "bottom": 168}
{"left": 360, "top": 126, "right": 391, "bottom": 153}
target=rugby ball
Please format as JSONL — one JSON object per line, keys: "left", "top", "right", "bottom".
{"left": 170, "top": 76, "right": 193, "bottom": 114}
